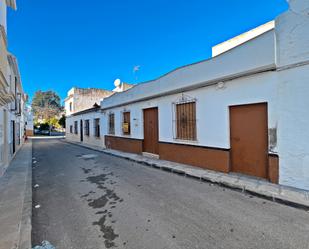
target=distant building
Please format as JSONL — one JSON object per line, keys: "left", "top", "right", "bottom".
{"left": 65, "top": 81, "right": 134, "bottom": 147}
{"left": 25, "top": 106, "right": 34, "bottom": 136}
{"left": 64, "top": 87, "right": 114, "bottom": 116}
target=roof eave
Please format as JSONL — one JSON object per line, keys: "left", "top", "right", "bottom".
{"left": 6, "top": 0, "right": 17, "bottom": 10}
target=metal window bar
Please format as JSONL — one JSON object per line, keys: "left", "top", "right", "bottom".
{"left": 84, "top": 120, "right": 90, "bottom": 136}
{"left": 109, "top": 113, "right": 115, "bottom": 135}
{"left": 94, "top": 118, "right": 100, "bottom": 137}
{"left": 173, "top": 100, "right": 197, "bottom": 141}
{"left": 74, "top": 121, "right": 78, "bottom": 134}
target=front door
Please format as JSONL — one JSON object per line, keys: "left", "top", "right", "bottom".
{"left": 230, "top": 103, "right": 268, "bottom": 179}
{"left": 143, "top": 108, "right": 159, "bottom": 154}
{"left": 11, "top": 121, "right": 15, "bottom": 154}
{"left": 80, "top": 120, "right": 83, "bottom": 142}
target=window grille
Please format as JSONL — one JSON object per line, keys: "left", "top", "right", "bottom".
{"left": 173, "top": 94, "right": 197, "bottom": 141}
{"left": 122, "top": 112, "right": 131, "bottom": 135}
{"left": 85, "top": 120, "right": 90, "bottom": 136}
{"left": 94, "top": 118, "right": 100, "bottom": 138}
{"left": 108, "top": 113, "right": 115, "bottom": 135}
{"left": 74, "top": 121, "right": 78, "bottom": 134}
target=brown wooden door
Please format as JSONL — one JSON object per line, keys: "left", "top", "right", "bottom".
{"left": 143, "top": 108, "right": 159, "bottom": 154}
{"left": 230, "top": 103, "right": 268, "bottom": 179}
{"left": 80, "top": 120, "right": 83, "bottom": 142}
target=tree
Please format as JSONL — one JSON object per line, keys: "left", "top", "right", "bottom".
{"left": 58, "top": 115, "right": 66, "bottom": 128}
{"left": 31, "top": 90, "right": 63, "bottom": 122}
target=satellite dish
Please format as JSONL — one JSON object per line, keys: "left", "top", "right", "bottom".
{"left": 114, "top": 79, "right": 121, "bottom": 87}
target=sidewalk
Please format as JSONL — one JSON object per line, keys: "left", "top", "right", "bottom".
{"left": 65, "top": 139, "right": 309, "bottom": 210}
{"left": 0, "top": 140, "right": 32, "bottom": 249}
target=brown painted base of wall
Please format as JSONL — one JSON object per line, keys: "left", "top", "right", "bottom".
{"left": 26, "top": 130, "right": 34, "bottom": 136}
{"left": 105, "top": 135, "right": 143, "bottom": 154}
{"left": 159, "top": 142, "right": 230, "bottom": 173}
{"left": 104, "top": 136, "right": 279, "bottom": 184}
{"left": 268, "top": 154, "right": 279, "bottom": 184}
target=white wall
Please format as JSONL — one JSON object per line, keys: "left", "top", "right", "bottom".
{"left": 25, "top": 110, "right": 33, "bottom": 132}
{"left": 0, "top": 0, "right": 7, "bottom": 32}
{"left": 66, "top": 111, "right": 104, "bottom": 148}
{"left": 64, "top": 96, "right": 74, "bottom": 116}
{"left": 276, "top": 64, "right": 309, "bottom": 190}
{"left": 273, "top": 0, "right": 309, "bottom": 189}
{"left": 101, "top": 71, "right": 278, "bottom": 150}
{"left": 276, "top": 0, "right": 309, "bottom": 67}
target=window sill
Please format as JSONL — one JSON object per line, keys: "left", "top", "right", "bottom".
{"left": 173, "top": 138, "right": 199, "bottom": 144}
{"left": 122, "top": 134, "right": 131, "bottom": 137}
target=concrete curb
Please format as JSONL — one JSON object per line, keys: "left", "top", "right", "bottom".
{"left": 64, "top": 139, "right": 309, "bottom": 210}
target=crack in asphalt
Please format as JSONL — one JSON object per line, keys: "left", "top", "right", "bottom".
{"left": 80, "top": 168, "right": 123, "bottom": 248}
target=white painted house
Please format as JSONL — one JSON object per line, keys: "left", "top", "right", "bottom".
{"left": 66, "top": 0, "right": 309, "bottom": 191}
{"left": 0, "top": 0, "right": 28, "bottom": 176}
{"left": 65, "top": 82, "right": 134, "bottom": 147}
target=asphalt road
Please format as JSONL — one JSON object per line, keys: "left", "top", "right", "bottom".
{"left": 32, "top": 138, "right": 309, "bottom": 249}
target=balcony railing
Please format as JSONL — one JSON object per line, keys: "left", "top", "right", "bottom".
{"left": 0, "top": 71, "right": 15, "bottom": 106}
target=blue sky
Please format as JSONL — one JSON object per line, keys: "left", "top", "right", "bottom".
{"left": 7, "top": 0, "right": 288, "bottom": 101}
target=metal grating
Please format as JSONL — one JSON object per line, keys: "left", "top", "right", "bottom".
{"left": 172, "top": 94, "right": 197, "bottom": 141}
{"left": 108, "top": 113, "right": 115, "bottom": 135}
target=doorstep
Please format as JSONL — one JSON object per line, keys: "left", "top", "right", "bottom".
{"left": 64, "top": 139, "right": 309, "bottom": 209}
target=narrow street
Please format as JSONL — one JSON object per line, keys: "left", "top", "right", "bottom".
{"left": 32, "top": 138, "right": 309, "bottom": 249}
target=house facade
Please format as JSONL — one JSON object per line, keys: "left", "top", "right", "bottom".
{"left": 64, "top": 87, "right": 114, "bottom": 116}
{"left": 0, "top": 0, "right": 28, "bottom": 176}
{"left": 65, "top": 82, "right": 134, "bottom": 147}
{"left": 66, "top": 0, "right": 309, "bottom": 191}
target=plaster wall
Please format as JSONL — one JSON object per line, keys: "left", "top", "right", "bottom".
{"left": 65, "top": 88, "right": 113, "bottom": 116}
{"left": 276, "top": 0, "right": 309, "bottom": 67}
{"left": 101, "top": 71, "right": 278, "bottom": 151}
{"left": 276, "top": 64, "right": 309, "bottom": 190}
{"left": 66, "top": 111, "right": 104, "bottom": 148}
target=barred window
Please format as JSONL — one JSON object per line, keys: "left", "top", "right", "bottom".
{"left": 70, "top": 125, "right": 73, "bottom": 133}
{"left": 122, "top": 112, "right": 130, "bottom": 135}
{"left": 175, "top": 102, "right": 197, "bottom": 141}
{"left": 108, "top": 113, "right": 115, "bottom": 135}
{"left": 85, "top": 120, "right": 90, "bottom": 136}
{"left": 74, "top": 121, "right": 78, "bottom": 134}
{"left": 94, "top": 118, "right": 100, "bottom": 138}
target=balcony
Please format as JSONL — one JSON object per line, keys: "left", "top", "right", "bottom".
{"left": 0, "top": 71, "right": 15, "bottom": 106}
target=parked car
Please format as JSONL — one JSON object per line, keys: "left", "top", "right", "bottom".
{"left": 40, "top": 130, "right": 50, "bottom": 135}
